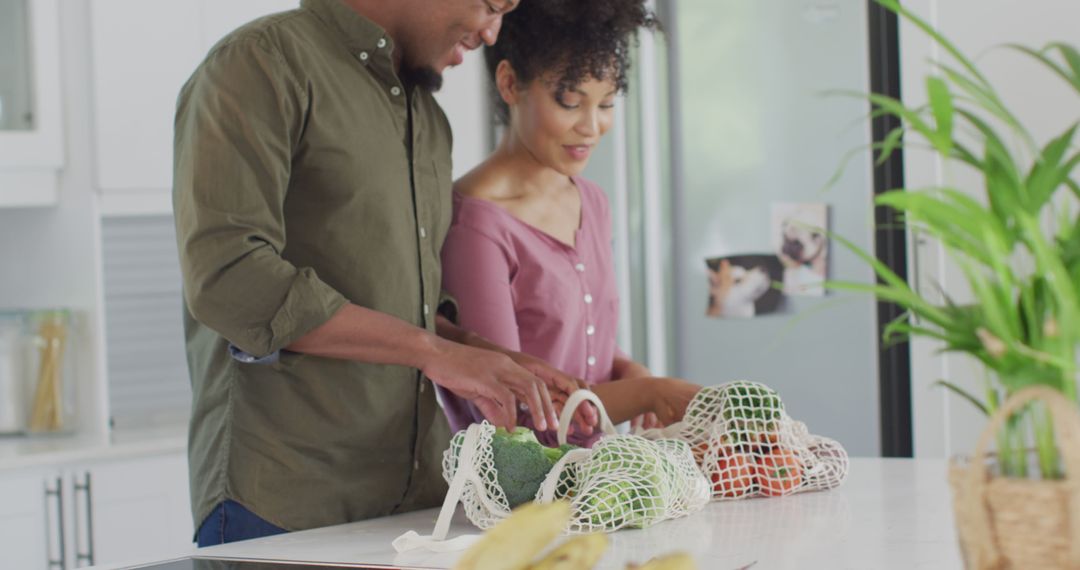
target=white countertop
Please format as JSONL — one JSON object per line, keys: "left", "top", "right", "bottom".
{"left": 96, "top": 457, "right": 965, "bottom": 570}
{"left": 0, "top": 423, "right": 187, "bottom": 472}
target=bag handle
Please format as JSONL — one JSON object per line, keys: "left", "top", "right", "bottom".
{"left": 557, "top": 389, "right": 619, "bottom": 446}
{"left": 961, "top": 386, "right": 1080, "bottom": 568}
{"left": 393, "top": 424, "right": 487, "bottom": 554}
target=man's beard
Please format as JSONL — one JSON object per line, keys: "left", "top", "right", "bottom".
{"left": 401, "top": 65, "right": 444, "bottom": 93}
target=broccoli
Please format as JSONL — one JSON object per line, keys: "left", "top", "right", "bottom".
{"left": 542, "top": 443, "right": 577, "bottom": 464}
{"left": 490, "top": 427, "right": 579, "bottom": 508}
{"left": 580, "top": 437, "right": 673, "bottom": 529}
{"left": 720, "top": 382, "right": 783, "bottom": 444}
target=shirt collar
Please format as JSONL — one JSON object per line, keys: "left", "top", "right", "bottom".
{"left": 302, "top": 0, "right": 395, "bottom": 62}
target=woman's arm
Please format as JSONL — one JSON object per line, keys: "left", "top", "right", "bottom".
{"left": 591, "top": 377, "right": 701, "bottom": 426}
{"left": 610, "top": 348, "right": 651, "bottom": 381}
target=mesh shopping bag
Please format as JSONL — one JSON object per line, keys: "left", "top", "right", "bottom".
{"left": 637, "top": 380, "right": 849, "bottom": 500}
{"left": 393, "top": 390, "right": 710, "bottom": 554}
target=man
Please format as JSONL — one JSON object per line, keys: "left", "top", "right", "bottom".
{"left": 173, "top": 0, "right": 593, "bottom": 546}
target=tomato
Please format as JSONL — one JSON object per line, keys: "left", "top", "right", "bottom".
{"left": 755, "top": 446, "right": 802, "bottom": 497}
{"left": 709, "top": 447, "right": 756, "bottom": 498}
{"left": 692, "top": 441, "right": 710, "bottom": 465}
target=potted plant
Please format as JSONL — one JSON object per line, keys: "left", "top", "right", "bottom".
{"left": 828, "top": 0, "right": 1080, "bottom": 567}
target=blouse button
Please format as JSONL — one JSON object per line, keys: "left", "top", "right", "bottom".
{"left": 584, "top": 294, "right": 593, "bottom": 304}
{"left": 586, "top": 325, "right": 595, "bottom": 336}
{"left": 575, "top": 263, "right": 586, "bottom": 272}
{"left": 587, "top": 356, "right": 596, "bottom": 366}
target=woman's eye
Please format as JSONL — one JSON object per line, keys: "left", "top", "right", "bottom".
{"left": 555, "top": 95, "right": 581, "bottom": 109}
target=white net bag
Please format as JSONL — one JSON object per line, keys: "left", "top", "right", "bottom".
{"left": 638, "top": 380, "right": 849, "bottom": 500}
{"left": 393, "top": 391, "right": 710, "bottom": 554}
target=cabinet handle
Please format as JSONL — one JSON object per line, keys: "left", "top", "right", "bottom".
{"left": 45, "top": 477, "right": 66, "bottom": 570}
{"left": 74, "top": 472, "right": 95, "bottom": 567}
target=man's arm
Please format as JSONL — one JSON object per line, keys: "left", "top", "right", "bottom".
{"left": 286, "top": 304, "right": 557, "bottom": 430}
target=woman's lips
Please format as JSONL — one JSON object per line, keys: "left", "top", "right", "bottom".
{"left": 564, "top": 145, "right": 592, "bottom": 161}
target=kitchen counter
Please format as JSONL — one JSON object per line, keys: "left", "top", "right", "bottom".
{"left": 93, "top": 457, "right": 964, "bottom": 569}
{"left": 0, "top": 423, "right": 186, "bottom": 473}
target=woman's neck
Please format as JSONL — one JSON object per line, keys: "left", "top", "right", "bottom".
{"left": 485, "top": 133, "right": 573, "bottom": 200}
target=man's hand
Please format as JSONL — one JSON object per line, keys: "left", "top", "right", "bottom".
{"left": 433, "top": 315, "right": 599, "bottom": 435}
{"left": 504, "top": 351, "right": 598, "bottom": 437}
{"left": 419, "top": 337, "right": 558, "bottom": 431}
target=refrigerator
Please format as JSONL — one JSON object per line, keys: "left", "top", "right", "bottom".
{"left": 588, "top": 1, "right": 883, "bottom": 457}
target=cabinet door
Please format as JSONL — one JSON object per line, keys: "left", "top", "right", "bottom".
{"left": 90, "top": 0, "right": 298, "bottom": 197}
{"left": 0, "top": 473, "right": 53, "bottom": 570}
{"left": 80, "top": 453, "right": 192, "bottom": 567}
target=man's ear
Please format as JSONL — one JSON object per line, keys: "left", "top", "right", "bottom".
{"left": 495, "top": 59, "right": 520, "bottom": 107}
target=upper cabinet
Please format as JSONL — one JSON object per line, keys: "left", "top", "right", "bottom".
{"left": 0, "top": 0, "right": 64, "bottom": 207}
{"left": 89, "top": 0, "right": 299, "bottom": 214}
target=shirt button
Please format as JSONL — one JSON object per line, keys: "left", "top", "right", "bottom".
{"left": 586, "top": 325, "right": 595, "bottom": 336}
{"left": 584, "top": 294, "right": 593, "bottom": 304}
{"left": 391, "top": 86, "right": 402, "bottom": 96}
{"left": 423, "top": 303, "right": 430, "bottom": 315}
{"left": 377, "top": 38, "right": 387, "bottom": 49}
{"left": 419, "top": 227, "right": 427, "bottom": 239}
{"left": 575, "top": 263, "right": 586, "bottom": 272}
{"left": 587, "top": 356, "right": 596, "bottom": 366}
{"left": 414, "top": 459, "right": 420, "bottom": 471}
{"left": 359, "top": 51, "right": 369, "bottom": 61}
{"left": 419, "top": 381, "right": 426, "bottom": 394}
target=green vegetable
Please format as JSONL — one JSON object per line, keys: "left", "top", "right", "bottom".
{"left": 720, "top": 382, "right": 783, "bottom": 443}
{"left": 580, "top": 437, "right": 677, "bottom": 528}
{"left": 489, "top": 427, "right": 579, "bottom": 508}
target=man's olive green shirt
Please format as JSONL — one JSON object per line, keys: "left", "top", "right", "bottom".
{"left": 173, "top": 0, "right": 454, "bottom": 531}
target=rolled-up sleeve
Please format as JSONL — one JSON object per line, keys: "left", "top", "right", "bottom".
{"left": 173, "top": 35, "right": 347, "bottom": 357}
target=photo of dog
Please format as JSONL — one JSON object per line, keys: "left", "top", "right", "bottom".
{"left": 705, "top": 254, "right": 784, "bottom": 318}
{"left": 772, "top": 202, "right": 829, "bottom": 296}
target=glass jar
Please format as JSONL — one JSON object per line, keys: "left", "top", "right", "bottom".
{"left": 23, "top": 309, "right": 77, "bottom": 435}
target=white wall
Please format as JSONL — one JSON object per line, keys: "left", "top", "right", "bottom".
{"left": 435, "top": 50, "right": 492, "bottom": 178}
{"left": 901, "top": 0, "right": 1080, "bottom": 457}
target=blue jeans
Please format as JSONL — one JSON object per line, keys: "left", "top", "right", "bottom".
{"left": 196, "top": 500, "right": 288, "bottom": 547}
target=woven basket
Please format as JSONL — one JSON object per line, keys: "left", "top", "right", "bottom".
{"left": 948, "top": 386, "right": 1080, "bottom": 569}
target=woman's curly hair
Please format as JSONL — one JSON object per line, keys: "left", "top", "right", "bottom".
{"left": 485, "top": 0, "right": 660, "bottom": 124}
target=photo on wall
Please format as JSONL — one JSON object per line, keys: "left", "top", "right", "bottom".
{"left": 772, "top": 202, "right": 829, "bottom": 296}
{"left": 705, "top": 254, "right": 784, "bottom": 319}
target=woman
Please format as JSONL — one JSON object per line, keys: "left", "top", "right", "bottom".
{"left": 438, "top": 0, "right": 700, "bottom": 446}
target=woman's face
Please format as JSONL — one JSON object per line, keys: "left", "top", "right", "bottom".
{"left": 508, "top": 70, "right": 617, "bottom": 176}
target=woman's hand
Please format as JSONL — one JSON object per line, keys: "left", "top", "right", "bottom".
{"left": 644, "top": 377, "right": 702, "bottom": 426}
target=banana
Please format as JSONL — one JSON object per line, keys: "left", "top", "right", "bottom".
{"left": 454, "top": 501, "right": 572, "bottom": 570}
{"left": 626, "top": 552, "right": 698, "bottom": 570}
{"left": 527, "top": 533, "right": 609, "bottom": 570}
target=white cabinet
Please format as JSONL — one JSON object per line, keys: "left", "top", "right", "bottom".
{"left": 0, "top": 451, "right": 191, "bottom": 570}
{"left": 0, "top": 473, "right": 52, "bottom": 569}
{"left": 81, "top": 454, "right": 192, "bottom": 567}
{"left": 0, "top": 0, "right": 64, "bottom": 207}
{"left": 89, "top": 0, "right": 298, "bottom": 213}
